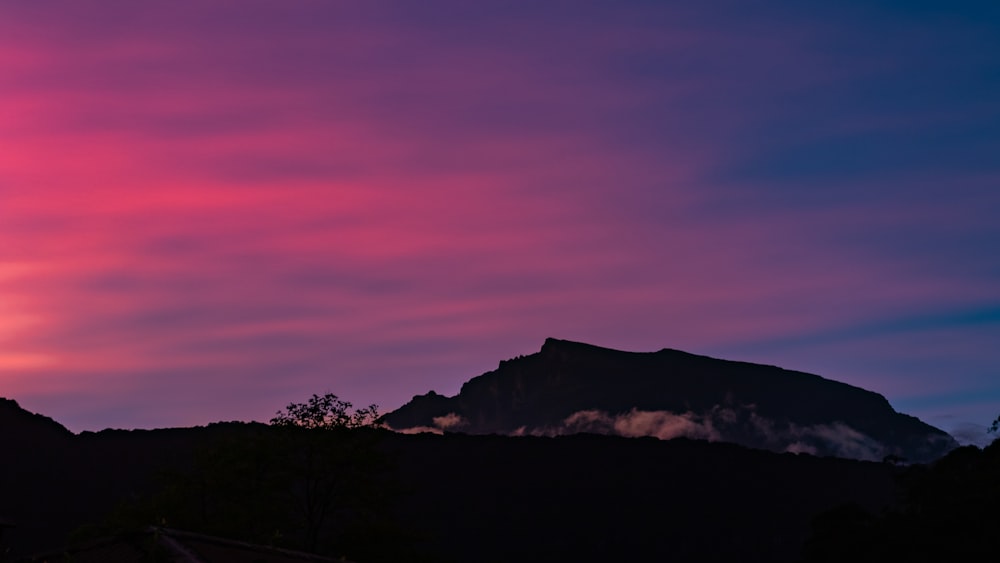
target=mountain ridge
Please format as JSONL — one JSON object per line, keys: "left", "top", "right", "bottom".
{"left": 0, "top": 397, "right": 73, "bottom": 445}
{"left": 383, "top": 337, "right": 956, "bottom": 462}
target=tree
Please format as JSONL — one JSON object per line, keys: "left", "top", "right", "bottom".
{"left": 113, "top": 395, "right": 390, "bottom": 558}
{"left": 80, "top": 394, "right": 420, "bottom": 562}
{"left": 270, "top": 393, "right": 379, "bottom": 430}
{"left": 268, "top": 393, "right": 385, "bottom": 554}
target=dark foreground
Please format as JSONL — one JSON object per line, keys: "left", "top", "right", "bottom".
{"left": 3, "top": 399, "right": 998, "bottom": 562}
{"left": 0, "top": 421, "right": 896, "bottom": 562}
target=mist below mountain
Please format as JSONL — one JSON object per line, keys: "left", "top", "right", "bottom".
{"left": 384, "top": 338, "right": 957, "bottom": 462}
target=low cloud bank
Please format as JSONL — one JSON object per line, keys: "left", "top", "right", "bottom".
{"left": 530, "top": 406, "right": 889, "bottom": 461}
{"left": 387, "top": 406, "right": 945, "bottom": 461}
{"left": 390, "top": 412, "right": 468, "bottom": 435}
{"left": 433, "top": 412, "right": 467, "bottom": 430}
{"left": 781, "top": 421, "right": 885, "bottom": 460}
{"left": 548, "top": 408, "right": 721, "bottom": 441}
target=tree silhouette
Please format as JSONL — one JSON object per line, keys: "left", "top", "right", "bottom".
{"left": 97, "top": 395, "right": 405, "bottom": 561}
{"left": 270, "top": 393, "right": 379, "bottom": 430}
{"left": 268, "top": 393, "right": 384, "bottom": 552}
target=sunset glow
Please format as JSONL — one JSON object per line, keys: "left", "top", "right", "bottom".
{"left": 1, "top": 1, "right": 998, "bottom": 440}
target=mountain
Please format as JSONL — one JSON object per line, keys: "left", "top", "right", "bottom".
{"left": 382, "top": 338, "right": 957, "bottom": 462}
{"left": 0, "top": 393, "right": 970, "bottom": 562}
{"left": 0, "top": 398, "right": 73, "bottom": 447}
{"left": 0, "top": 403, "right": 903, "bottom": 563}
{"left": 1, "top": 398, "right": 78, "bottom": 555}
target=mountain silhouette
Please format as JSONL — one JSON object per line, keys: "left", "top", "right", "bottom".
{"left": 1, "top": 394, "right": 970, "bottom": 562}
{"left": 382, "top": 338, "right": 956, "bottom": 462}
{"left": 0, "top": 399, "right": 902, "bottom": 563}
{"left": 0, "top": 398, "right": 73, "bottom": 446}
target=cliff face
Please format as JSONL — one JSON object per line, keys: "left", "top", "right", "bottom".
{"left": 382, "top": 338, "right": 957, "bottom": 462}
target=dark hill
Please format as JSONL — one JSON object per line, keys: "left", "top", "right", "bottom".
{"left": 0, "top": 398, "right": 73, "bottom": 447}
{"left": 382, "top": 431, "right": 899, "bottom": 563}
{"left": 0, "top": 397, "right": 261, "bottom": 558}
{"left": 0, "top": 401, "right": 902, "bottom": 563}
{"left": 382, "top": 338, "right": 956, "bottom": 462}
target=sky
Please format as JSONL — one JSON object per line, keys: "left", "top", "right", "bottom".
{"left": 2, "top": 1, "right": 999, "bottom": 444}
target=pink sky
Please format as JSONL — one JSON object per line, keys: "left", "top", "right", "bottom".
{"left": 2, "top": 1, "right": 999, "bottom": 443}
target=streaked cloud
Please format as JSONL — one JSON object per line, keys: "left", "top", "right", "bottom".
{"left": 1, "top": 1, "right": 997, "bottom": 437}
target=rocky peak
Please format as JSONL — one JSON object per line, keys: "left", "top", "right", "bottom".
{"left": 382, "top": 339, "right": 958, "bottom": 462}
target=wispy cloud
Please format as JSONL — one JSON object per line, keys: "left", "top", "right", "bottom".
{"left": 1, "top": 1, "right": 997, "bottom": 432}
{"left": 518, "top": 407, "right": 889, "bottom": 461}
